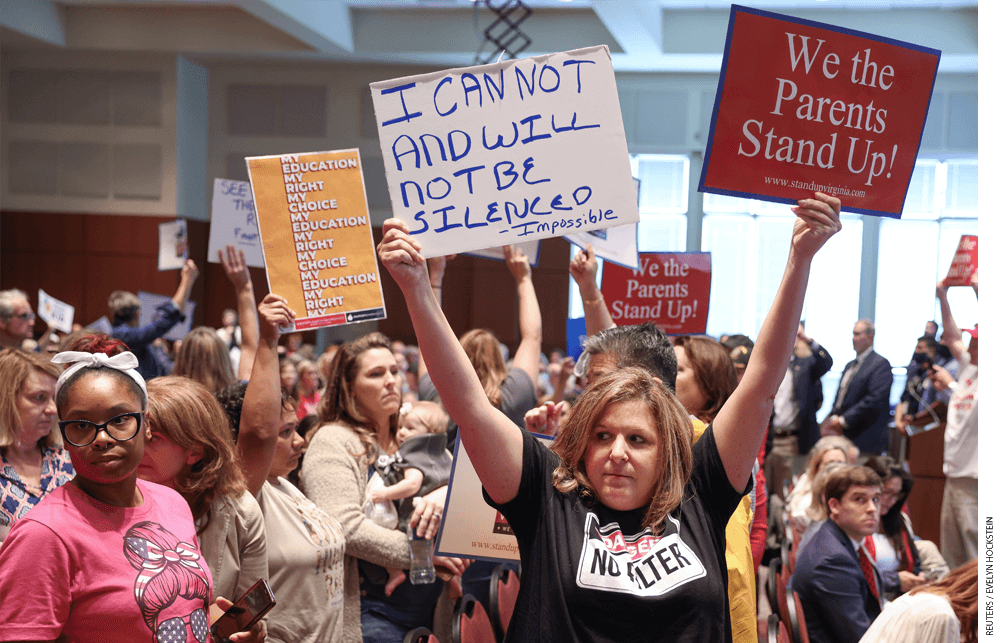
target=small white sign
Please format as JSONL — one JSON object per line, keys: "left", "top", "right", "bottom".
{"left": 137, "top": 291, "right": 196, "bottom": 343}
{"left": 436, "top": 430, "right": 552, "bottom": 563}
{"left": 564, "top": 221, "right": 640, "bottom": 269}
{"left": 37, "top": 289, "right": 75, "bottom": 333}
{"left": 464, "top": 240, "right": 541, "bottom": 266}
{"left": 208, "top": 178, "right": 265, "bottom": 268}
{"left": 158, "top": 219, "right": 188, "bottom": 271}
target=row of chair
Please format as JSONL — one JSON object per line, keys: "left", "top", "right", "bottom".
{"left": 762, "top": 558, "right": 809, "bottom": 643}
{"left": 405, "top": 564, "right": 521, "bottom": 643}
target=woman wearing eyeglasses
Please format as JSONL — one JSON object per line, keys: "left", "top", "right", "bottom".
{"left": 0, "top": 344, "right": 230, "bottom": 642}
{"left": 0, "top": 348, "right": 74, "bottom": 544}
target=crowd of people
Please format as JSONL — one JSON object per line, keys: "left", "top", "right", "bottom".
{"left": 0, "top": 191, "right": 980, "bottom": 643}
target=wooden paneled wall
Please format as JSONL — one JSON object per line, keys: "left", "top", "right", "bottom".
{"left": 1, "top": 211, "right": 573, "bottom": 355}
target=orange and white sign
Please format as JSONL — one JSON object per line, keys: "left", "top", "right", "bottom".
{"left": 246, "top": 149, "right": 386, "bottom": 331}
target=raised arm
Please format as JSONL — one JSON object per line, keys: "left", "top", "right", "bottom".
{"left": 713, "top": 193, "right": 841, "bottom": 491}
{"left": 378, "top": 221, "right": 523, "bottom": 504}
{"left": 504, "top": 245, "right": 542, "bottom": 390}
{"left": 172, "top": 259, "right": 199, "bottom": 311}
{"left": 935, "top": 281, "right": 967, "bottom": 363}
{"left": 417, "top": 255, "right": 447, "bottom": 381}
{"left": 221, "top": 246, "right": 259, "bottom": 381}
{"left": 570, "top": 243, "right": 616, "bottom": 335}
{"left": 237, "top": 294, "right": 295, "bottom": 496}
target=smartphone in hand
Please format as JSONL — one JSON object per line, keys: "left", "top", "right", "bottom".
{"left": 210, "top": 578, "right": 276, "bottom": 642}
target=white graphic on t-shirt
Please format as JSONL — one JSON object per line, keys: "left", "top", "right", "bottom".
{"left": 575, "top": 512, "right": 706, "bottom": 596}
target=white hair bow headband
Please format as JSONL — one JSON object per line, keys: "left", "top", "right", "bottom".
{"left": 52, "top": 351, "right": 148, "bottom": 409}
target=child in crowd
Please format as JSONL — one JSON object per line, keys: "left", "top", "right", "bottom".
{"left": 367, "top": 401, "right": 453, "bottom": 592}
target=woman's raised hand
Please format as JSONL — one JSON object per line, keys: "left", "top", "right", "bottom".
{"left": 378, "top": 219, "right": 428, "bottom": 293}
{"left": 258, "top": 294, "right": 294, "bottom": 343}
{"left": 503, "top": 244, "right": 531, "bottom": 282}
{"left": 789, "top": 192, "right": 842, "bottom": 259}
{"left": 220, "top": 245, "right": 252, "bottom": 292}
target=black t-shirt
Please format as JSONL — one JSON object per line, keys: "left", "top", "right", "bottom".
{"left": 486, "top": 424, "right": 745, "bottom": 643}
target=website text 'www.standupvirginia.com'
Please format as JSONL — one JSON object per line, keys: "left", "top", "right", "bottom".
{"left": 764, "top": 176, "right": 867, "bottom": 198}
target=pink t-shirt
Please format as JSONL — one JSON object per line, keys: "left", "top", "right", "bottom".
{"left": 0, "top": 478, "right": 213, "bottom": 643}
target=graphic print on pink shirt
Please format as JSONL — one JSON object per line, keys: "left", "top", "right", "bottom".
{"left": 123, "top": 520, "right": 212, "bottom": 643}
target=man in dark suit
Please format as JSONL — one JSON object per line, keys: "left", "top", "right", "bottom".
{"left": 821, "top": 319, "right": 893, "bottom": 456}
{"left": 792, "top": 465, "right": 883, "bottom": 643}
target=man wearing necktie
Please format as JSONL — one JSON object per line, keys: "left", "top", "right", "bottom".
{"left": 792, "top": 465, "right": 883, "bottom": 643}
{"left": 820, "top": 319, "right": 893, "bottom": 457}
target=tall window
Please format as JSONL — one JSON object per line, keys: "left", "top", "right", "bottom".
{"left": 875, "top": 159, "right": 978, "bottom": 367}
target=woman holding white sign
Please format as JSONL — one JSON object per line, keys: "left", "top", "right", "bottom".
{"left": 377, "top": 192, "right": 841, "bottom": 642}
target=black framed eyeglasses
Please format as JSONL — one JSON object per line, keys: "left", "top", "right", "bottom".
{"left": 58, "top": 412, "right": 143, "bottom": 447}
{"left": 14, "top": 312, "right": 35, "bottom": 321}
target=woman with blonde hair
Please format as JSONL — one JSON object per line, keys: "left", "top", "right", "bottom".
{"left": 787, "top": 435, "right": 853, "bottom": 533}
{"left": 860, "top": 559, "right": 978, "bottom": 643}
{"left": 173, "top": 326, "right": 237, "bottom": 394}
{"left": 0, "top": 348, "right": 73, "bottom": 543}
{"left": 377, "top": 190, "right": 842, "bottom": 642}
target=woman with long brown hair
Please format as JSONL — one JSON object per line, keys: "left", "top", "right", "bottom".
{"left": 301, "top": 332, "right": 468, "bottom": 643}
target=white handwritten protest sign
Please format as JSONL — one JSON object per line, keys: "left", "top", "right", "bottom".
{"left": 371, "top": 45, "right": 639, "bottom": 258}
{"left": 158, "top": 219, "right": 188, "bottom": 271}
{"left": 137, "top": 291, "right": 196, "bottom": 343}
{"left": 37, "top": 289, "right": 75, "bottom": 333}
{"left": 565, "top": 222, "right": 639, "bottom": 269}
{"left": 436, "top": 430, "right": 553, "bottom": 562}
{"left": 209, "top": 178, "right": 265, "bottom": 268}
{"left": 464, "top": 240, "right": 541, "bottom": 266}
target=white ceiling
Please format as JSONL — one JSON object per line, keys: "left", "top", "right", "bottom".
{"left": 0, "top": 0, "right": 979, "bottom": 73}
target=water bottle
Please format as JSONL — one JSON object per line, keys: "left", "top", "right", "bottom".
{"left": 407, "top": 524, "right": 436, "bottom": 585}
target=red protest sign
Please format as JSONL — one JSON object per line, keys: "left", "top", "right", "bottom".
{"left": 942, "top": 235, "right": 978, "bottom": 287}
{"left": 601, "top": 253, "right": 711, "bottom": 335}
{"left": 699, "top": 5, "right": 940, "bottom": 218}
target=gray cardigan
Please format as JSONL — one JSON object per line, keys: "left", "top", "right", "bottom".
{"left": 301, "top": 423, "right": 410, "bottom": 643}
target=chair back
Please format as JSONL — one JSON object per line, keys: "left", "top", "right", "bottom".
{"left": 766, "top": 614, "right": 781, "bottom": 643}
{"left": 767, "top": 558, "right": 782, "bottom": 615}
{"left": 489, "top": 564, "right": 520, "bottom": 642}
{"left": 776, "top": 564, "right": 793, "bottom": 641}
{"left": 403, "top": 627, "right": 439, "bottom": 643}
{"left": 453, "top": 594, "right": 496, "bottom": 643}
{"left": 791, "top": 590, "right": 810, "bottom": 643}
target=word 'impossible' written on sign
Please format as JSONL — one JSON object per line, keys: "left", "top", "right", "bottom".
{"left": 371, "top": 45, "right": 639, "bottom": 258}
{"left": 247, "top": 150, "right": 386, "bottom": 331}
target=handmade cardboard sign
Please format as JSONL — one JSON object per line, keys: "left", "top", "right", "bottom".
{"left": 370, "top": 45, "right": 639, "bottom": 257}
{"left": 941, "top": 235, "right": 978, "bottom": 287}
{"left": 209, "top": 178, "right": 265, "bottom": 268}
{"left": 699, "top": 5, "right": 940, "bottom": 218}
{"left": 600, "top": 252, "right": 712, "bottom": 334}
{"left": 158, "top": 219, "right": 188, "bottom": 270}
{"left": 436, "top": 430, "right": 553, "bottom": 563}
{"left": 137, "top": 291, "right": 196, "bottom": 342}
{"left": 38, "top": 289, "right": 75, "bottom": 333}
{"left": 246, "top": 149, "right": 386, "bottom": 331}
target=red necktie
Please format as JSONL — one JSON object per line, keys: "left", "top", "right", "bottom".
{"left": 858, "top": 540, "right": 880, "bottom": 601}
